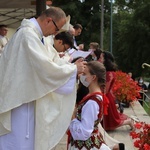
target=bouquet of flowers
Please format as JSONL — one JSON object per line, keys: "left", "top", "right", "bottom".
{"left": 130, "top": 122, "right": 150, "bottom": 150}
{"left": 112, "top": 71, "right": 141, "bottom": 103}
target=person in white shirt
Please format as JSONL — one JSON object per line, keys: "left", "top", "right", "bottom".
{"left": 0, "top": 7, "right": 85, "bottom": 150}
{"left": 0, "top": 24, "right": 9, "bottom": 55}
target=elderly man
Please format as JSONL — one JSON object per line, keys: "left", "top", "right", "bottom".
{"left": 0, "top": 7, "right": 85, "bottom": 150}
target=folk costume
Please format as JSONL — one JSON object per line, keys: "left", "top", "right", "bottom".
{"left": 103, "top": 72, "right": 128, "bottom": 130}
{"left": 68, "top": 92, "right": 110, "bottom": 150}
{"left": 0, "top": 18, "right": 77, "bottom": 150}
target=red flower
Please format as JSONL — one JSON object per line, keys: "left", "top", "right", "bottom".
{"left": 112, "top": 71, "right": 141, "bottom": 102}
{"left": 130, "top": 131, "right": 139, "bottom": 139}
{"left": 134, "top": 140, "right": 141, "bottom": 148}
{"left": 130, "top": 122, "right": 150, "bottom": 150}
{"left": 135, "top": 122, "right": 143, "bottom": 129}
{"left": 144, "top": 143, "right": 150, "bottom": 150}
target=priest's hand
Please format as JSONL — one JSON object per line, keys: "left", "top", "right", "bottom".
{"left": 74, "top": 58, "right": 86, "bottom": 75}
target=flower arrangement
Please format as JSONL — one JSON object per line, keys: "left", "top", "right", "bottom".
{"left": 130, "top": 122, "right": 150, "bottom": 150}
{"left": 112, "top": 71, "right": 141, "bottom": 103}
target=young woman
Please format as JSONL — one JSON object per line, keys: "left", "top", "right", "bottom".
{"left": 73, "top": 58, "right": 125, "bottom": 150}
{"left": 99, "top": 51, "right": 134, "bottom": 131}
{"left": 67, "top": 61, "right": 111, "bottom": 150}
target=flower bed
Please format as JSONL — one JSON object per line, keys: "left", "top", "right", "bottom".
{"left": 112, "top": 71, "right": 141, "bottom": 103}
{"left": 130, "top": 122, "right": 150, "bottom": 150}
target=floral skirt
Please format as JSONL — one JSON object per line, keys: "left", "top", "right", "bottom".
{"left": 68, "top": 143, "right": 111, "bottom": 150}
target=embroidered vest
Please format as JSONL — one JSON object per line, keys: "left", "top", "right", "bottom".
{"left": 69, "top": 92, "right": 105, "bottom": 149}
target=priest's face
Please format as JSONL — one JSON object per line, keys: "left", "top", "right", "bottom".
{"left": 44, "top": 18, "right": 66, "bottom": 36}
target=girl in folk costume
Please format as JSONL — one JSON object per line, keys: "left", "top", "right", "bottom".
{"left": 67, "top": 61, "right": 110, "bottom": 150}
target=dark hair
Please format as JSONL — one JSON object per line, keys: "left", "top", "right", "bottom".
{"left": 0, "top": 25, "right": 7, "bottom": 29}
{"left": 85, "top": 48, "right": 102, "bottom": 62}
{"left": 76, "top": 82, "right": 89, "bottom": 104}
{"left": 76, "top": 61, "right": 106, "bottom": 104}
{"left": 55, "top": 31, "right": 74, "bottom": 48}
{"left": 103, "top": 51, "right": 118, "bottom": 71}
{"left": 87, "top": 61, "right": 106, "bottom": 91}
{"left": 71, "top": 56, "right": 84, "bottom": 63}
{"left": 93, "top": 48, "right": 102, "bottom": 60}
{"left": 73, "top": 24, "right": 83, "bottom": 30}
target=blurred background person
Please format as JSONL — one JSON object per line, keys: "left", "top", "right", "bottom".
{"left": 73, "top": 23, "right": 84, "bottom": 50}
{"left": 0, "top": 24, "right": 9, "bottom": 55}
{"left": 86, "top": 42, "right": 101, "bottom": 61}
{"left": 89, "top": 42, "right": 100, "bottom": 50}
{"left": 138, "top": 76, "right": 148, "bottom": 106}
{"left": 128, "top": 72, "right": 133, "bottom": 80}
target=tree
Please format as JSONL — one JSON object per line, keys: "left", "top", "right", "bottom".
{"left": 52, "top": 0, "right": 111, "bottom": 50}
{"left": 112, "top": 0, "right": 150, "bottom": 78}
{"left": 51, "top": 0, "right": 150, "bottom": 78}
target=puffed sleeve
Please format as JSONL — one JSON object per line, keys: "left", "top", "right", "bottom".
{"left": 69, "top": 100, "right": 99, "bottom": 140}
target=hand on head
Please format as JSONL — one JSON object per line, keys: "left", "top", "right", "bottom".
{"left": 74, "top": 57, "right": 87, "bottom": 75}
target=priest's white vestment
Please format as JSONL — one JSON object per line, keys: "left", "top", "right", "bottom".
{"left": 0, "top": 19, "right": 77, "bottom": 150}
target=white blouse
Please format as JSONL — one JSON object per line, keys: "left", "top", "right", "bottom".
{"left": 69, "top": 100, "right": 100, "bottom": 141}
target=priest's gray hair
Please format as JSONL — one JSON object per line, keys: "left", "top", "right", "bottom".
{"left": 40, "top": 6, "right": 66, "bottom": 22}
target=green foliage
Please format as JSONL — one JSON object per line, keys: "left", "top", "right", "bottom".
{"left": 112, "top": 1, "right": 150, "bottom": 78}
{"left": 52, "top": 0, "right": 111, "bottom": 50}
{"left": 51, "top": 0, "right": 150, "bottom": 77}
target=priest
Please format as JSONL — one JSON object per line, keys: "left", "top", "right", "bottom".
{"left": 0, "top": 6, "right": 85, "bottom": 150}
